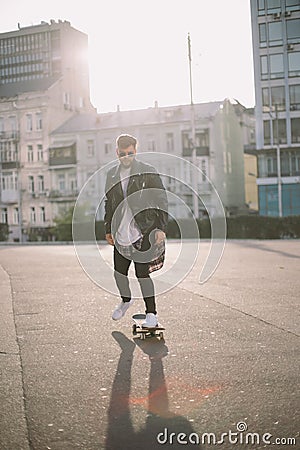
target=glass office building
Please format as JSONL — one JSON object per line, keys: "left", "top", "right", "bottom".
{"left": 250, "top": 0, "right": 300, "bottom": 216}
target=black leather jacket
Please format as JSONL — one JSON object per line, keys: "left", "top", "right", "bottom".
{"left": 104, "top": 158, "right": 168, "bottom": 236}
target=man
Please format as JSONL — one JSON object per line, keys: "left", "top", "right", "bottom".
{"left": 104, "top": 134, "right": 168, "bottom": 327}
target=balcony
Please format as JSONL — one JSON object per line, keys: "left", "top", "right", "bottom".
{"left": 48, "top": 190, "right": 78, "bottom": 202}
{"left": 1, "top": 190, "right": 18, "bottom": 204}
{"left": 0, "top": 131, "right": 20, "bottom": 141}
{"left": 0, "top": 149, "right": 19, "bottom": 169}
{"left": 182, "top": 146, "right": 210, "bottom": 157}
{"left": 49, "top": 143, "right": 76, "bottom": 167}
{"left": 244, "top": 144, "right": 257, "bottom": 154}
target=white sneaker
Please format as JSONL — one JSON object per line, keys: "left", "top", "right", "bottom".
{"left": 112, "top": 299, "right": 134, "bottom": 321}
{"left": 142, "top": 313, "right": 158, "bottom": 328}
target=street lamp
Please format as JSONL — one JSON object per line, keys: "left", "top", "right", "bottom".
{"left": 187, "top": 33, "right": 199, "bottom": 219}
{"left": 272, "top": 104, "right": 282, "bottom": 217}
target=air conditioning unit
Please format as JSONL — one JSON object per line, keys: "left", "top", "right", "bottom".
{"left": 273, "top": 12, "right": 281, "bottom": 19}
{"left": 285, "top": 10, "right": 291, "bottom": 17}
{"left": 287, "top": 44, "right": 294, "bottom": 51}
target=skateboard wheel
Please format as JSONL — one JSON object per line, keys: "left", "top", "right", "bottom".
{"left": 132, "top": 324, "right": 137, "bottom": 335}
{"left": 159, "top": 332, "right": 164, "bottom": 340}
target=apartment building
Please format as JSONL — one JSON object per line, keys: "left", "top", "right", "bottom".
{"left": 250, "top": 0, "right": 300, "bottom": 216}
{"left": 0, "top": 20, "right": 95, "bottom": 241}
{"left": 50, "top": 99, "right": 253, "bottom": 223}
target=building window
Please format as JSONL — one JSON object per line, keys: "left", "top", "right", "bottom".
{"left": 87, "top": 172, "right": 95, "bottom": 191}
{"left": 70, "top": 177, "right": 77, "bottom": 192}
{"left": 268, "top": 21, "right": 283, "bottom": 46}
{"left": 166, "top": 133, "right": 174, "bottom": 152}
{"left": 2, "top": 171, "right": 17, "bottom": 190}
{"left": 286, "top": 0, "right": 300, "bottom": 12}
{"left": 35, "top": 112, "right": 42, "bottom": 130}
{"left": 262, "top": 87, "right": 270, "bottom": 110}
{"left": 223, "top": 151, "right": 228, "bottom": 174}
{"left": 259, "top": 24, "right": 267, "bottom": 46}
{"left": 272, "top": 118, "right": 287, "bottom": 144}
{"left": 271, "top": 86, "right": 285, "bottom": 110}
{"left": 289, "top": 84, "right": 300, "bottom": 110}
{"left": 38, "top": 175, "right": 44, "bottom": 192}
{"left": 147, "top": 138, "right": 156, "bottom": 151}
{"left": 258, "top": 0, "right": 265, "bottom": 16}
{"left": 264, "top": 120, "right": 271, "bottom": 145}
{"left": 26, "top": 114, "right": 33, "bottom": 132}
{"left": 287, "top": 19, "right": 300, "bottom": 44}
{"left": 1, "top": 208, "right": 8, "bottom": 224}
{"left": 13, "top": 207, "right": 19, "bottom": 225}
{"left": 87, "top": 140, "right": 95, "bottom": 157}
{"left": 270, "top": 54, "right": 284, "bottom": 78}
{"left": 104, "top": 141, "right": 112, "bottom": 154}
{"left": 58, "top": 174, "right": 65, "bottom": 191}
{"left": 267, "top": 156, "right": 277, "bottom": 176}
{"left": 63, "top": 92, "right": 70, "bottom": 108}
{"left": 201, "top": 159, "right": 207, "bottom": 182}
{"left": 79, "top": 97, "right": 85, "bottom": 108}
{"left": 27, "top": 145, "right": 34, "bottom": 162}
{"left": 9, "top": 115, "right": 17, "bottom": 132}
{"left": 37, "top": 144, "right": 43, "bottom": 161}
{"left": 28, "top": 175, "right": 34, "bottom": 193}
{"left": 39, "top": 207, "right": 46, "bottom": 223}
{"left": 260, "top": 55, "right": 268, "bottom": 80}
{"left": 30, "top": 207, "right": 36, "bottom": 224}
{"left": 288, "top": 52, "right": 300, "bottom": 77}
{"left": 291, "top": 151, "right": 300, "bottom": 175}
{"left": 266, "top": 0, "right": 281, "bottom": 14}
{"left": 182, "top": 132, "right": 191, "bottom": 149}
{"left": 196, "top": 130, "right": 209, "bottom": 147}
{"left": 291, "top": 118, "right": 300, "bottom": 143}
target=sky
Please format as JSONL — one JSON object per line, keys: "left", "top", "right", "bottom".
{"left": 2, "top": 0, "right": 255, "bottom": 113}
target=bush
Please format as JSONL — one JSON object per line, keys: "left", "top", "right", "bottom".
{"left": 0, "top": 223, "right": 9, "bottom": 241}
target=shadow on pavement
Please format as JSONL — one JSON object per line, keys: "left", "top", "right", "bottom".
{"left": 232, "top": 240, "right": 300, "bottom": 260}
{"left": 105, "top": 331, "right": 202, "bottom": 450}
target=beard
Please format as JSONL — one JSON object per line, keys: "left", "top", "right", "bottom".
{"left": 119, "top": 156, "right": 135, "bottom": 167}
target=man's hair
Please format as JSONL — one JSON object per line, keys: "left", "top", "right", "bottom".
{"left": 116, "top": 134, "right": 137, "bottom": 150}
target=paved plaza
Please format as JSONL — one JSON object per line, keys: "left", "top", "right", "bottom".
{"left": 0, "top": 240, "right": 299, "bottom": 449}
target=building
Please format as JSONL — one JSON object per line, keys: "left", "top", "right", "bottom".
{"left": 250, "top": 0, "right": 300, "bottom": 216}
{"left": 0, "top": 20, "right": 255, "bottom": 241}
{"left": 50, "top": 99, "right": 253, "bottom": 223}
{"left": 0, "top": 20, "right": 95, "bottom": 241}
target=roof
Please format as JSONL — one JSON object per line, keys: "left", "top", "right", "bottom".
{"left": 0, "top": 77, "right": 59, "bottom": 98}
{"left": 52, "top": 101, "right": 224, "bottom": 135}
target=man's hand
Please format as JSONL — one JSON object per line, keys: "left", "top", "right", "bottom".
{"left": 155, "top": 230, "right": 166, "bottom": 244}
{"left": 106, "top": 233, "right": 114, "bottom": 246}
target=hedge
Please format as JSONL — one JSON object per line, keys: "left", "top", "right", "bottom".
{"left": 2, "top": 216, "right": 300, "bottom": 242}
{"left": 61, "top": 216, "right": 300, "bottom": 241}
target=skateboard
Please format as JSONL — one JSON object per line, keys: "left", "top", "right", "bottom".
{"left": 132, "top": 313, "right": 165, "bottom": 340}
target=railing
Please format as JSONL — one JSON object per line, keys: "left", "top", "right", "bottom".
{"left": 182, "top": 146, "right": 210, "bottom": 157}
{"left": 0, "top": 131, "right": 20, "bottom": 140}
{"left": 48, "top": 190, "right": 78, "bottom": 199}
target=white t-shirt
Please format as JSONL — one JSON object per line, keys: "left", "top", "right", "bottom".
{"left": 115, "top": 166, "right": 142, "bottom": 246}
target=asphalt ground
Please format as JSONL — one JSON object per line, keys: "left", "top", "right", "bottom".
{"left": 0, "top": 240, "right": 299, "bottom": 450}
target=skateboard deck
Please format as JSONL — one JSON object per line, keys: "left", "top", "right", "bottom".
{"left": 132, "top": 313, "right": 165, "bottom": 340}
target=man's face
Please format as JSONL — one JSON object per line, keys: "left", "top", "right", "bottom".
{"left": 117, "top": 144, "right": 136, "bottom": 167}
